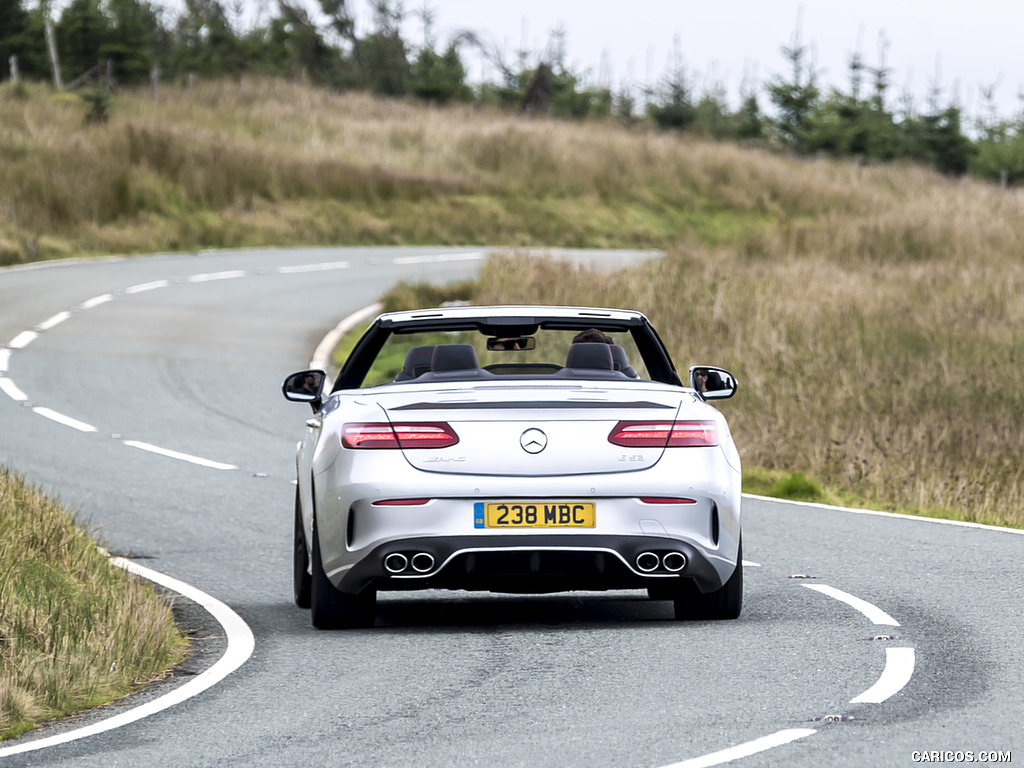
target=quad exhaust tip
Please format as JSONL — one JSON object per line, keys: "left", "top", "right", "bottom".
{"left": 384, "top": 551, "right": 436, "bottom": 574}
{"left": 636, "top": 551, "right": 687, "bottom": 574}
{"left": 410, "top": 552, "right": 435, "bottom": 573}
{"left": 663, "top": 552, "right": 687, "bottom": 572}
{"left": 636, "top": 552, "right": 660, "bottom": 572}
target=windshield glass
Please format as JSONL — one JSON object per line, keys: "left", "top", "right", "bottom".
{"left": 360, "top": 327, "right": 650, "bottom": 388}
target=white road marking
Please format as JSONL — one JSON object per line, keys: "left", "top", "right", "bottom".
{"left": 0, "top": 377, "right": 27, "bottom": 401}
{"left": 79, "top": 294, "right": 113, "bottom": 310}
{"left": 850, "top": 647, "right": 916, "bottom": 704}
{"left": 0, "top": 558, "right": 255, "bottom": 759}
{"left": 742, "top": 560, "right": 761, "bottom": 567}
{"left": 745, "top": 493, "right": 1024, "bottom": 536}
{"left": 311, "top": 301, "right": 384, "bottom": 372}
{"left": 657, "top": 728, "right": 818, "bottom": 768}
{"left": 125, "top": 280, "right": 171, "bottom": 294}
{"left": 278, "top": 261, "right": 349, "bottom": 273}
{"left": 36, "top": 311, "right": 72, "bottom": 330}
{"left": 8, "top": 330, "right": 38, "bottom": 349}
{"left": 32, "top": 407, "right": 98, "bottom": 432}
{"left": 392, "top": 252, "right": 484, "bottom": 264}
{"left": 0, "top": 348, "right": 10, "bottom": 372}
{"left": 188, "top": 270, "right": 247, "bottom": 282}
{"left": 801, "top": 583, "right": 900, "bottom": 626}
{"left": 122, "top": 440, "right": 238, "bottom": 470}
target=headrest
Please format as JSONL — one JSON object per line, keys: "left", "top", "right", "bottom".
{"left": 395, "top": 345, "right": 436, "bottom": 381}
{"left": 609, "top": 345, "right": 639, "bottom": 378}
{"left": 565, "top": 342, "right": 614, "bottom": 370}
{"left": 431, "top": 344, "right": 479, "bottom": 372}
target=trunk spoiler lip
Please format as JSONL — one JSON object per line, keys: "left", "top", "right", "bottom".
{"left": 388, "top": 400, "right": 677, "bottom": 411}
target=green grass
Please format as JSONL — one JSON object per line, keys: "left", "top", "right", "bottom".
{"left": 0, "top": 468, "right": 186, "bottom": 741}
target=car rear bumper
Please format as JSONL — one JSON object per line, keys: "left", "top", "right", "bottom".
{"left": 329, "top": 534, "right": 733, "bottom": 595}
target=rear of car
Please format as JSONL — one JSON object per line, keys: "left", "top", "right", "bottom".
{"left": 284, "top": 306, "right": 742, "bottom": 628}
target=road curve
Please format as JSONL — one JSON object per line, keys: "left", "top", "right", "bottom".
{"left": 1, "top": 247, "right": 1021, "bottom": 768}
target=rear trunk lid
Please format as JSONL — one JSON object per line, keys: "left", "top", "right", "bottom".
{"left": 376, "top": 382, "right": 696, "bottom": 476}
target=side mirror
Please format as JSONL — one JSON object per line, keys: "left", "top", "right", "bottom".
{"left": 282, "top": 369, "right": 326, "bottom": 408}
{"left": 689, "top": 366, "right": 737, "bottom": 400}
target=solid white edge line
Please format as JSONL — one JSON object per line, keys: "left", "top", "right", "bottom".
{"left": 801, "top": 583, "right": 900, "bottom": 626}
{"left": 657, "top": 728, "right": 818, "bottom": 768}
{"left": 0, "top": 559, "right": 256, "bottom": 758}
{"left": 32, "top": 407, "right": 98, "bottom": 433}
{"left": 850, "top": 647, "right": 916, "bottom": 704}
{"left": 744, "top": 493, "right": 1024, "bottom": 536}
{"left": 0, "top": 377, "right": 28, "bottom": 401}
{"left": 122, "top": 440, "right": 238, "bottom": 471}
{"left": 311, "top": 302, "right": 384, "bottom": 372}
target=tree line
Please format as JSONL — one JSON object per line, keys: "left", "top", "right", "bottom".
{"left": 3, "top": 0, "right": 1024, "bottom": 185}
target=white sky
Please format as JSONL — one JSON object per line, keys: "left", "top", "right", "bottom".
{"left": 360, "top": 0, "right": 1024, "bottom": 121}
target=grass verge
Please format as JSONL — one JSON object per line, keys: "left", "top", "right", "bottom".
{"left": 0, "top": 467, "right": 187, "bottom": 741}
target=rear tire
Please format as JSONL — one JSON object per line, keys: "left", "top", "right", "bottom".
{"left": 310, "top": 515, "right": 375, "bottom": 629}
{"left": 672, "top": 542, "right": 743, "bottom": 621}
{"left": 293, "top": 490, "right": 311, "bottom": 609}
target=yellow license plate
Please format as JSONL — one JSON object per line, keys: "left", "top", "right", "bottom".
{"left": 475, "top": 501, "right": 596, "bottom": 529}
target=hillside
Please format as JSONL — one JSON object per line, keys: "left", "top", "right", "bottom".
{"left": 3, "top": 77, "right": 1024, "bottom": 526}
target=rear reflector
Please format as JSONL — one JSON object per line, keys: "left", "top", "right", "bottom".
{"left": 640, "top": 497, "right": 698, "bottom": 504}
{"left": 608, "top": 420, "right": 718, "bottom": 447}
{"left": 342, "top": 422, "right": 459, "bottom": 449}
{"left": 372, "top": 498, "right": 431, "bottom": 506}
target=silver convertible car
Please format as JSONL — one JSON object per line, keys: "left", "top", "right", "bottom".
{"left": 282, "top": 305, "right": 742, "bottom": 628}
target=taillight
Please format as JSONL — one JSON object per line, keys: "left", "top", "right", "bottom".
{"left": 342, "top": 422, "right": 459, "bottom": 449}
{"left": 608, "top": 420, "right": 718, "bottom": 447}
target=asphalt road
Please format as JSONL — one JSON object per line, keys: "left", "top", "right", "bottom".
{"left": 0, "top": 247, "right": 1021, "bottom": 768}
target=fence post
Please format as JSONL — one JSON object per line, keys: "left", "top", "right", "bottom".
{"left": 43, "top": 13, "right": 63, "bottom": 89}
{"left": 9, "top": 55, "right": 17, "bottom": 84}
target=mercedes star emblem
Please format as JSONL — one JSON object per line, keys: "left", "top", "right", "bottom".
{"left": 520, "top": 428, "right": 548, "bottom": 454}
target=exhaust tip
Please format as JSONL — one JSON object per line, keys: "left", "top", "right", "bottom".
{"left": 384, "top": 553, "right": 408, "bottom": 574}
{"left": 663, "top": 552, "right": 687, "bottom": 572}
{"left": 410, "top": 552, "right": 435, "bottom": 573}
{"left": 636, "top": 552, "right": 660, "bottom": 573}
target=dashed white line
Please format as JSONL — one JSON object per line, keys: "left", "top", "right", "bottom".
{"left": 0, "top": 377, "right": 27, "bottom": 401}
{"left": 278, "top": 261, "right": 349, "bottom": 274}
{"left": 392, "top": 252, "right": 484, "bottom": 264}
{"left": 801, "top": 583, "right": 900, "bottom": 626}
{"left": 125, "top": 279, "right": 171, "bottom": 294}
{"left": 122, "top": 440, "right": 238, "bottom": 470}
{"left": 188, "top": 270, "right": 247, "bottom": 282}
{"left": 0, "top": 558, "right": 255, "bottom": 759}
{"left": 850, "top": 647, "right": 916, "bottom": 704}
{"left": 79, "top": 294, "right": 114, "bottom": 310}
{"left": 36, "top": 311, "right": 72, "bottom": 330}
{"left": 8, "top": 330, "right": 38, "bottom": 349}
{"left": 658, "top": 728, "right": 818, "bottom": 768}
{"left": 32, "top": 407, "right": 98, "bottom": 432}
